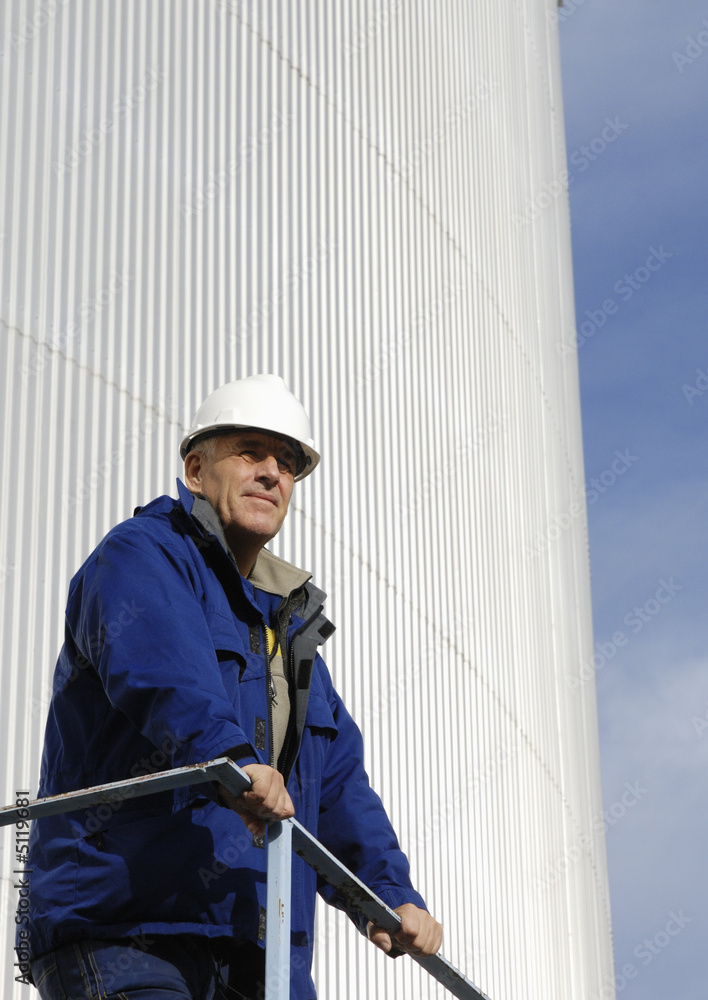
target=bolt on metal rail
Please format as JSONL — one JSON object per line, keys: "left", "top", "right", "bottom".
{"left": 1, "top": 757, "right": 491, "bottom": 1000}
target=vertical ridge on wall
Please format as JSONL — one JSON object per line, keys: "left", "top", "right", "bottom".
{"left": 1, "top": 1, "right": 613, "bottom": 998}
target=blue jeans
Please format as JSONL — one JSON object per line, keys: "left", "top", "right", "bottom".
{"left": 30, "top": 935, "right": 265, "bottom": 1000}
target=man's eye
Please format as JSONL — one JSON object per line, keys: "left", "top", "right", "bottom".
{"left": 277, "top": 457, "right": 296, "bottom": 475}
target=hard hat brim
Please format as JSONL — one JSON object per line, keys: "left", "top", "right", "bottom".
{"left": 180, "top": 423, "right": 319, "bottom": 481}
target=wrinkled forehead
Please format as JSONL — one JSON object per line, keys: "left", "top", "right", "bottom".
{"left": 217, "top": 428, "right": 299, "bottom": 459}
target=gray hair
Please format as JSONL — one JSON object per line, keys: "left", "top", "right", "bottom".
{"left": 187, "top": 433, "right": 221, "bottom": 460}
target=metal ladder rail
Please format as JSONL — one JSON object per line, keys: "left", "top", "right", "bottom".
{"left": 0, "top": 758, "right": 491, "bottom": 1000}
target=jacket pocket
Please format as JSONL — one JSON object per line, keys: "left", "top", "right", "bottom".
{"left": 75, "top": 802, "right": 235, "bottom": 922}
{"left": 203, "top": 608, "right": 262, "bottom": 683}
{"left": 303, "top": 693, "right": 338, "bottom": 737}
{"left": 301, "top": 693, "right": 339, "bottom": 774}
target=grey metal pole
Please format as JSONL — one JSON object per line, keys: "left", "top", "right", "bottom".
{"left": 0, "top": 759, "right": 491, "bottom": 1000}
{"left": 265, "top": 820, "right": 293, "bottom": 1000}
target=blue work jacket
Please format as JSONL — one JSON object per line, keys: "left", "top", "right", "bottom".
{"left": 24, "top": 481, "right": 425, "bottom": 999}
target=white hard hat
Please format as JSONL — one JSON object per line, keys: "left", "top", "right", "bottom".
{"left": 180, "top": 374, "right": 320, "bottom": 480}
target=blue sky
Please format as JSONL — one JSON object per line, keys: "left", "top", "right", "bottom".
{"left": 559, "top": 2, "right": 707, "bottom": 998}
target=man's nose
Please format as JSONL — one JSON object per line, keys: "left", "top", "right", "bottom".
{"left": 255, "top": 453, "right": 281, "bottom": 483}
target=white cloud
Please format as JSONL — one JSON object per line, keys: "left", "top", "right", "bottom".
{"left": 598, "top": 655, "right": 708, "bottom": 999}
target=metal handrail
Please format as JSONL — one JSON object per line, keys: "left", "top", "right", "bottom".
{"left": 1, "top": 758, "right": 491, "bottom": 1000}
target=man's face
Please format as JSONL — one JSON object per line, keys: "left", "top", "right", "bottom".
{"left": 185, "top": 430, "right": 297, "bottom": 558}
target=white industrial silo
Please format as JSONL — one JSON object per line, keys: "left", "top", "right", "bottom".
{"left": 0, "top": 2, "right": 614, "bottom": 998}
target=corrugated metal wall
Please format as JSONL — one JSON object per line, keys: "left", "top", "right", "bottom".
{"left": 0, "top": 2, "right": 614, "bottom": 998}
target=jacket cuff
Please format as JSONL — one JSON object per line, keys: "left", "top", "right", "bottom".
{"left": 223, "top": 743, "right": 261, "bottom": 768}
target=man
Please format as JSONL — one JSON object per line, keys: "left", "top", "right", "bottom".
{"left": 25, "top": 374, "right": 442, "bottom": 999}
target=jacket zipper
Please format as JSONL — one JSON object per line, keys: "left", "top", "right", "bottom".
{"left": 261, "top": 613, "right": 276, "bottom": 769}
{"left": 278, "top": 604, "right": 324, "bottom": 782}
{"left": 276, "top": 638, "right": 297, "bottom": 779}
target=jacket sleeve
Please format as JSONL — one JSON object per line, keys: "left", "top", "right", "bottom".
{"left": 314, "top": 665, "right": 428, "bottom": 933}
{"left": 70, "top": 520, "right": 261, "bottom": 770}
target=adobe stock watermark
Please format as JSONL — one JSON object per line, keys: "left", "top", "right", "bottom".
{"left": 525, "top": 448, "right": 638, "bottom": 558}
{"left": 20, "top": 270, "right": 133, "bottom": 382}
{"left": 29, "top": 587, "right": 168, "bottom": 721}
{"left": 409, "top": 737, "right": 521, "bottom": 851}
{"left": 198, "top": 826, "right": 255, "bottom": 888}
{"left": 227, "top": 238, "right": 337, "bottom": 345}
{"left": 73, "top": 600, "right": 147, "bottom": 676}
{"left": 181, "top": 110, "right": 293, "bottom": 220}
{"left": 546, "top": 0, "right": 588, "bottom": 26}
{"left": 12, "top": 790, "right": 33, "bottom": 985}
{"left": 361, "top": 635, "right": 447, "bottom": 729}
{"left": 23, "top": 932, "right": 160, "bottom": 994}
{"left": 212, "top": 0, "right": 253, "bottom": 14}
{"left": 82, "top": 729, "right": 187, "bottom": 836}
{"left": 7, "top": 0, "right": 69, "bottom": 53}
{"left": 672, "top": 21, "right": 708, "bottom": 72}
{"left": 341, "top": 0, "right": 403, "bottom": 58}
{"left": 391, "top": 79, "right": 499, "bottom": 186}
{"left": 591, "top": 910, "right": 692, "bottom": 1000}
{"left": 536, "top": 781, "right": 648, "bottom": 891}
{"left": 557, "top": 245, "right": 673, "bottom": 357}
{"left": 441, "top": 609, "right": 477, "bottom": 651}
{"left": 92, "top": 935, "right": 162, "bottom": 995}
{"left": 567, "top": 578, "right": 683, "bottom": 690}
{"left": 535, "top": 833, "right": 592, "bottom": 891}
{"left": 62, "top": 395, "right": 177, "bottom": 510}
{"left": 353, "top": 280, "right": 466, "bottom": 389}
{"left": 681, "top": 366, "right": 708, "bottom": 405}
{"left": 53, "top": 67, "right": 167, "bottom": 177}
{"left": 399, "top": 409, "right": 507, "bottom": 521}
{"left": 516, "top": 117, "right": 629, "bottom": 228}
{"left": 600, "top": 780, "right": 648, "bottom": 831}
{"left": 1, "top": 558, "right": 15, "bottom": 582}
{"left": 690, "top": 701, "right": 708, "bottom": 738}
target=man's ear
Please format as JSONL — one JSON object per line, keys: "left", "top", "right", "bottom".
{"left": 184, "top": 451, "right": 203, "bottom": 492}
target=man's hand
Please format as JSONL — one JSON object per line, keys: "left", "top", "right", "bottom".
{"left": 367, "top": 903, "right": 443, "bottom": 957}
{"left": 218, "top": 763, "right": 295, "bottom": 837}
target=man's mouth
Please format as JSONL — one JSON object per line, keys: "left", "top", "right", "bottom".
{"left": 247, "top": 493, "right": 277, "bottom": 506}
